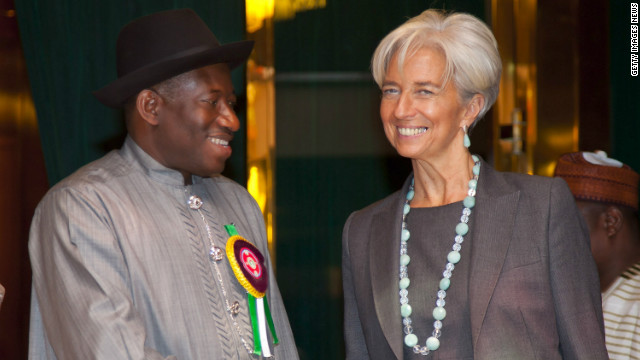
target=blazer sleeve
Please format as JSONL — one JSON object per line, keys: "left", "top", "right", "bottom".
{"left": 547, "top": 178, "right": 609, "bottom": 359}
{"left": 342, "top": 212, "right": 371, "bottom": 359}
{"left": 28, "top": 187, "right": 175, "bottom": 360}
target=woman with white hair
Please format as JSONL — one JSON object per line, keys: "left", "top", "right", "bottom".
{"left": 342, "top": 9, "right": 608, "bottom": 359}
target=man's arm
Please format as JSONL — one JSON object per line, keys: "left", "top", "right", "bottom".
{"left": 29, "top": 187, "right": 174, "bottom": 360}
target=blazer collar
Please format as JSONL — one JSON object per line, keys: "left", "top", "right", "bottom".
{"left": 369, "top": 176, "right": 411, "bottom": 359}
{"left": 367, "top": 160, "right": 521, "bottom": 358}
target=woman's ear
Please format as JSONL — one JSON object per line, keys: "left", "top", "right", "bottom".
{"left": 136, "top": 89, "right": 161, "bottom": 126}
{"left": 462, "top": 94, "right": 484, "bottom": 128}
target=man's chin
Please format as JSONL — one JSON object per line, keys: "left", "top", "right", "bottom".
{"left": 201, "top": 163, "right": 227, "bottom": 178}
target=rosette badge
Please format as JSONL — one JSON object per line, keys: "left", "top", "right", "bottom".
{"left": 224, "top": 224, "right": 278, "bottom": 356}
{"left": 226, "top": 230, "right": 268, "bottom": 298}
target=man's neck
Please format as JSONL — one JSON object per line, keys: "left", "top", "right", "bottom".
{"left": 602, "top": 235, "right": 640, "bottom": 292}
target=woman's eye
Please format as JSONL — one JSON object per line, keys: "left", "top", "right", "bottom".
{"left": 416, "top": 89, "right": 433, "bottom": 96}
{"left": 382, "top": 88, "right": 399, "bottom": 98}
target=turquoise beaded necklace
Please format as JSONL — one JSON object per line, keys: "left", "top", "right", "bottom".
{"left": 399, "top": 155, "right": 480, "bottom": 356}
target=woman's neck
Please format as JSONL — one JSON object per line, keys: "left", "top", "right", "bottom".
{"left": 410, "top": 152, "right": 475, "bottom": 208}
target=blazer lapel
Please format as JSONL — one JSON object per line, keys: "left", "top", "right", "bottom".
{"left": 468, "top": 163, "right": 520, "bottom": 349}
{"left": 369, "top": 177, "right": 411, "bottom": 360}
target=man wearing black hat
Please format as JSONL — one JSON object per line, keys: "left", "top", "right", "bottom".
{"left": 28, "top": 9, "right": 298, "bottom": 360}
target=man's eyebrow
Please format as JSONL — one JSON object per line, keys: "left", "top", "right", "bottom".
{"left": 206, "top": 89, "right": 237, "bottom": 97}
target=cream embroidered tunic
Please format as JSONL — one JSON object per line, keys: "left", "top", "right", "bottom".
{"left": 602, "top": 263, "right": 640, "bottom": 359}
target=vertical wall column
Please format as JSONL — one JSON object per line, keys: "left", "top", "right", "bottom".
{"left": 491, "top": 0, "right": 538, "bottom": 174}
{"left": 245, "top": 1, "right": 277, "bottom": 258}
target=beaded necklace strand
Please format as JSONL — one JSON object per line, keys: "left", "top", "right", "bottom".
{"left": 399, "top": 155, "right": 480, "bottom": 356}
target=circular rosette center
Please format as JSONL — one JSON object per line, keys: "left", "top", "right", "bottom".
{"left": 226, "top": 236, "right": 268, "bottom": 297}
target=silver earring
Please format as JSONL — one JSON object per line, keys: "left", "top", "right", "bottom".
{"left": 463, "top": 125, "right": 471, "bottom": 148}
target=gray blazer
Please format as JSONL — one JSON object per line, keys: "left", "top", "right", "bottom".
{"left": 342, "top": 161, "right": 608, "bottom": 359}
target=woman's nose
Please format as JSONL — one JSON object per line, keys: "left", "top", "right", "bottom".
{"left": 394, "top": 93, "right": 416, "bottom": 119}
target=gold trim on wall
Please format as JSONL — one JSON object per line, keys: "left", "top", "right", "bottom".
{"left": 491, "top": 0, "right": 537, "bottom": 175}
{"left": 245, "top": 0, "right": 277, "bottom": 259}
{"left": 491, "top": 0, "right": 581, "bottom": 176}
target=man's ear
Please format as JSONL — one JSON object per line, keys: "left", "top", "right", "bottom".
{"left": 462, "top": 94, "right": 484, "bottom": 129}
{"left": 604, "top": 205, "right": 624, "bottom": 238}
{"left": 136, "top": 89, "right": 161, "bottom": 126}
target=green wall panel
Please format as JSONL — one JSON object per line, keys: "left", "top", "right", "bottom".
{"left": 610, "top": 1, "right": 640, "bottom": 171}
{"left": 275, "top": 0, "right": 485, "bottom": 72}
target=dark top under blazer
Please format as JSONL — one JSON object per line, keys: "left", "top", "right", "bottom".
{"left": 342, "top": 160, "right": 609, "bottom": 360}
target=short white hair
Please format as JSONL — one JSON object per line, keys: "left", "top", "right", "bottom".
{"left": 371, "top": 9, "right": 502, "bottom": 124}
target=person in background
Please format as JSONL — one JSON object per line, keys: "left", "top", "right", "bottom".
{"left": 555, "top": 150, "right": 640, "bottom": 359}
{"left": 28, "top": 9, "right": 298, "bottom": 359}
{"left": 341, "top": 9, "right": 608, "bottom": 359}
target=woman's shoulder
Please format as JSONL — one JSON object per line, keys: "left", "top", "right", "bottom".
{"left": 490, "top": 166, "right": 565, "bottom": 192}
{"left": 342, "top": 188, "right": 404, "bottom": 247}
{"left": 349, "top": 173, "right": 412, "bottom": 217}
{"left": 501, "top": 170, "right": 555, "bottom": 185}
{"left": 486, "top": 166, "right": 573, "bottom": 206}
{"left": 354, "top": 189, "right": 403, "bottom": 216}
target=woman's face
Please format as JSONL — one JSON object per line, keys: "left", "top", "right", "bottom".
{"left": 380, "top": 47, "right": 472, "bottom": 161}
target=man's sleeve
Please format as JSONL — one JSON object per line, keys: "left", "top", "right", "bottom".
{"left": 28, "top": 187, "right": 175, "bottom": 360}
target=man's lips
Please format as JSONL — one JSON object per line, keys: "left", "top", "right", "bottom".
{"left": 208, "top": 137, "right": 230, "bottom": 146}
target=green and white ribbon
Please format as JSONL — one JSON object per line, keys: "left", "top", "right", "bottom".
{"left": 225, "top": 224, "right": 279, "bottom": 356}
{"left": 247, "top": 293, "right": 279, "bottom": 356}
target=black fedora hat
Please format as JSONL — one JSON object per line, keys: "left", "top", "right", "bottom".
{"left": 93, "top": 8, "right": 254, "bottom": 108}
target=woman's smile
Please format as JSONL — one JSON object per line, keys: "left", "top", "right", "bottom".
{"left": 397, "top": 127, "right": 428, "bottom": 136}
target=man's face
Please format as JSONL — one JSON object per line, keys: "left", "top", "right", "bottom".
{"left": 576, "top": 201, "right": 609, "bottom": 275}
{"left": 152, "top": 63, "right": 239, "bottom": 180}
